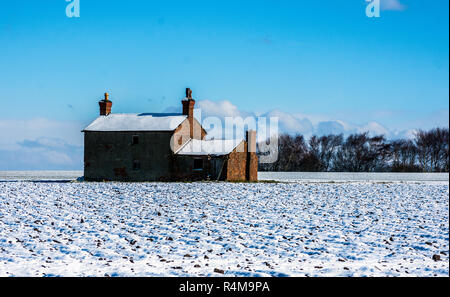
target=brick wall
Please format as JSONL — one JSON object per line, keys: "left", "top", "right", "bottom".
{"left": 225, "top": 141, "right": 247, "bottom": 181}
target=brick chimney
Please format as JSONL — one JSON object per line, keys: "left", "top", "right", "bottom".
{"left": 99, "top": 93, "right": 112, "bottom": 116}
{"left": 246, "top": 130, "right": 258, "bottom": 181}
{"left": 182, "top": 88, "right": 195, "bottom": 138}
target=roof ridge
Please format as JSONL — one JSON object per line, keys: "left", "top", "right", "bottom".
{"left": 82, "top": 113, "right": 187, "bottom": 132}
{"left": 105, "top": 113, "right": 184, "bottom": 116}
{"left": 176, "top": 138, "right": 245, "bottom": 156}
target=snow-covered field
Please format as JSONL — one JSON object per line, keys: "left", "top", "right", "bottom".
{"left": 0, "top": 181, "right": 448, "bottom": 277}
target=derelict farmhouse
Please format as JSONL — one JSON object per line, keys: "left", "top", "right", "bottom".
{"left": 82, "top": 89, "right": 258, "bottom": 182}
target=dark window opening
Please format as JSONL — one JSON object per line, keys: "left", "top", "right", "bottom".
{"left": 133, "top": 160, "right": 140, "bottom": 171}
{"left": 132, "top": 135, "right": 139, "bottom": 145}
{"left": 193, "top": 159, "right": 203, "bottom": 171}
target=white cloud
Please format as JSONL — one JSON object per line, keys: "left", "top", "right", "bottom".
{"left": 264, "top": 110, "right": 313, "bottom": 135}
{"left": 0, "top": 119, "right": 84, "bottom": 170}
{"left": 389, "top": 128, "right": 417, "bottom": 140}
{"left": 193, "top": 99, "right": 426, "bottom": 141}
{"left": 380, "top": 0, "right": 407, "bottom": 11}
{"left": 358, "top": 121, "right": 390, "bottom": 136}
{"left": 0, "top": 144, "right": 82, "bottom": 170}
{"left": 196, "top": 100, "right": 247, "bottom": 118}
{"left": 0, "top": 118, "right": 84, "bottom": 150}
{"left": 315, "top": 121, "right": 345, "bottom": 136}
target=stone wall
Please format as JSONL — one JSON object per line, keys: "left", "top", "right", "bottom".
{"left": 84, "top": 131, "right": 174, "bottom": 181}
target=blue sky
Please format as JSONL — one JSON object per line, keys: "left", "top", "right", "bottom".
{"left": 0, "top": 0, "right": 448, "bottom": 170}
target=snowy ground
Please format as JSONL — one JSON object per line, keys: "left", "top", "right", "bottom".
{"left": 0, "top": 181, "right": 448, "bottom": 277}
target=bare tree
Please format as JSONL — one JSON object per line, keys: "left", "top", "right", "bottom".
{"left": 277, "top": 134, "right": 308, "bottom": 171}
{"left": 333, "top": 133, "right": 390, "bottom": 172}
{"left": 390, "top": 139, "right": 420, "bottom": 172}
{"left": 415, "top": 128, "right": 449, "bottom": 172}
{"left": 258, "top": 127, "right": 448, "bottom": 173}
{"left": 307, "top": 134, "right": 343, "bottom": 171}
{"left": 259, "top": 134, "right": 308, "bottom": 171}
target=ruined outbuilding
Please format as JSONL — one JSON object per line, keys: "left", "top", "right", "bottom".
{"left": 82, "top": 89, "right": 258, "bottom": 182}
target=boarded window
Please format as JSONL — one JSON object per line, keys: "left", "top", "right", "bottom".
{"left": 193, "top": 159, "right": 203, "bottom": 171}
{"left": 132, "top": 135, "right": 139, "bottom": 145}
{"left": 133, "top": 160, "right": 140, "bottom": 171}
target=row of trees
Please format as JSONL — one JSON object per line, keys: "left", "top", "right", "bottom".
{"left": 258, "top": 127, "right": 449, "bottom": 172}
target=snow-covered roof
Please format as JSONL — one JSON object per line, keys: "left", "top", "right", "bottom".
{"left": 176, "top": 139, "right": 244, "bottom": 156}
{"left": 83, "top": 113, "right": 187, "bottom": 132}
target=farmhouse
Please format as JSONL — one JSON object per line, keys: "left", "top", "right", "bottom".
{"left": 82, "top": 89, "right": 258, "bottom": 182}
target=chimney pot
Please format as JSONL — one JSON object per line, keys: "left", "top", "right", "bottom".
{"left": 246, "top": 130, "right": 257, "bottom": 153}
{"left": 186, "top": 88, "right": 193, "bottom": 99}
{"left": 246, "top": 130, "right": 258, "bottom": 181}
{"left": 182, "top": 88, "right": 195, "bottom": 138}
{"left": 99, "top": 92, "right": 113, "bottom": 116}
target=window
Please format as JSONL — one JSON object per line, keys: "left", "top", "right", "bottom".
{"left": 132, "top": 135, "right": 139, "bottom": 145}
{"left": 133, "top": 160, "right": 140, "bottom": 171}
{"left": 193, "top": 159, "right": 203, "bottom": 171}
